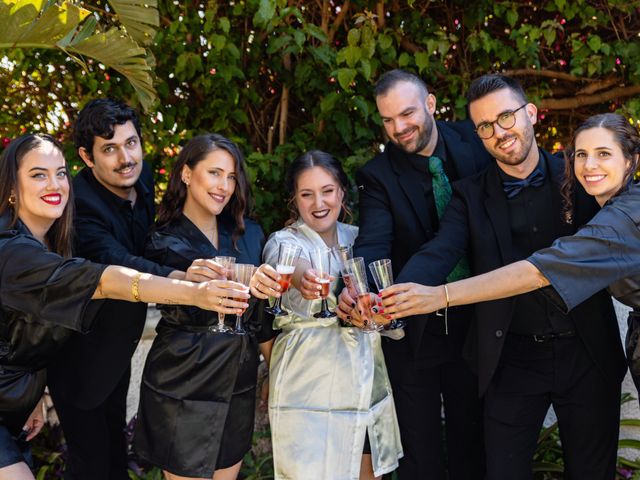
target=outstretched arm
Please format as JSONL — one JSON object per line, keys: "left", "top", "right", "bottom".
{"left": 383, "top": 260, "right": 548, "bottom": 318}
{"left": 94, "top": 265, "right": 250, "bottom": 314}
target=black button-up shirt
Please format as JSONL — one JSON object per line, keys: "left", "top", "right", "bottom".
{"left": 500, "top": 158, "right": 575, "bottom": 335}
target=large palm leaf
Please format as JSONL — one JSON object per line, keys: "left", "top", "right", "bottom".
{"left": 108, "top": 0, "right": 159, "bottom": 46}
{"left": 0, "top": 0, "right": 159, "bottom": 110}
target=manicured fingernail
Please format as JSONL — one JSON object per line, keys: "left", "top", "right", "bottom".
{"left": 351, "top": 302, "right": 356, "bottom": 308}
{"left": 346, "top": 315, "right": 351, "bottom": 321}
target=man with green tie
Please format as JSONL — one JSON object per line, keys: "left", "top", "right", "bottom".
{"left": 338, "top": 69, "right": 492, "bottom": 479}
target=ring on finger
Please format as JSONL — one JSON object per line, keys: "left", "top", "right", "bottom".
{"left": 218, "top": 297, "right": 223, "bottom": 306}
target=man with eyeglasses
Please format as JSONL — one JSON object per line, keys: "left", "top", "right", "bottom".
{"left": 392, "top": 74, "right": 624, "bottom": 479}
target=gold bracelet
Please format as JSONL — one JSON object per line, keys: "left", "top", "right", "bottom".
{"left": 131, "top": 272, "right": 143, "bottom": 302}
{"left": 443, "top": 284, "right": 450, "bottom": 309}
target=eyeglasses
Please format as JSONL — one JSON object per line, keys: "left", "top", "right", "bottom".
{"left": 474, "top": 104, "right": 528, "bottom": 139}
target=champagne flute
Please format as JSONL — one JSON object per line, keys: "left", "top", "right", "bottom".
{"left": 310, "top": 247, "right": 336, "bottom": 318}
{"left": 265, "top": 242, "right": 302, "bottom": 316}
{"left": 209, "top": 256, "right": 236, "bottom": 333}
{"left": 346, "top": 257, "right": 382, "bottom": 333}
{"left": 331, "top": 245, "right": 353, "bottom": 267}
{"left": 368, "top": 258, "right": 406, "bottom": 329}
{"left": 331, "top": 245, "right": 354, "bottom": 296}
{"left": 232, "top": 264, "right": 256, "bottom": 335}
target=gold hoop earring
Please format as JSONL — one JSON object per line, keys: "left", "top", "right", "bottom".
{"left": 8, "top": 194, "right": 16, "bottom": 206}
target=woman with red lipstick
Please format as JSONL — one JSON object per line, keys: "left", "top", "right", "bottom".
{"left": 0, "top": 134, "right": 250, "bottom": 480}
{"left": 133, "top": 134, "right": 275, "bottom": 480}
{"left": 254, "top": 151, "right": 402, "bottom": 480}
{"left": 382, "top": 113, "right": 640, "bottom": 397}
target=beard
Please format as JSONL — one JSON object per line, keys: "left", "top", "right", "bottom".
{"left": 391, "top": 111, "right": 435, "bottom": 155}
{"left": 490, "top": 124, "right": 536, "bottom": 167}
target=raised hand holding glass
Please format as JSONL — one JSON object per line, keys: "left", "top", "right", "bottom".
{"left": 265, "top": 242, "right": 302, "bottom": 316}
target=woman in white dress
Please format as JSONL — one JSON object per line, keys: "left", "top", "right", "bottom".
{"left": 252, "top": 151, "right": 402, "bottom": 480}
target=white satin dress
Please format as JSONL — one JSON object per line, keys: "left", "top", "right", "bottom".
{"left": 263, "top": 220, "right": 403, "bottom": 479}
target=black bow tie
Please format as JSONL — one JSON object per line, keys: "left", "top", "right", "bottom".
{"left": 502, "top": 168, "right": 545, "bottom": 199}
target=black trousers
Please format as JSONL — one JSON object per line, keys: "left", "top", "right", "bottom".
{"left": 51, "top": 368, "right": 131, "bottom": 480}
{"left": 485, "top": 334, "right": 621, "bottom": 480}
{"left": 387, "top": 348, "right": 485, "bottom": 480}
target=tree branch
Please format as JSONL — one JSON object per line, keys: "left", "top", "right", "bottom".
{"left": 320, "top": 0, "right": 329, "bottom": 36}
{"left": 502, "top": 69, "right": 592, "bottom": 83}
{"left": 399, "top": 35, "right": 422, "bottom": 54}
{"left": 539, "top": 85, "right": 640, "bottom": 110}
{"left": 278, "top": 53, "right": 292, "bottom": 146}
{"left": 267, "top": 101, "right": 280, "bottom": 154}
{"left": 328, "top": 0, "right": 349, "bottom": 43}
{"left": 279, "top": 85, "right": 289, "bottom": 145}
{"left": 376, "top": 0, "right": 385, "bottom": 29}
{"left": 576, "top": 76, "right": 620, "bottom": 96}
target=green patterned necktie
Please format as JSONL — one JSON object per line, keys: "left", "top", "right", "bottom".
{"left": 428, "top": 156, "right": 471, "bottom": 283}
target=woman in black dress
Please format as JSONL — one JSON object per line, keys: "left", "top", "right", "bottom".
{"left": 133, "top": 134, "right": 275, "bottom": 480}
{"left": 0, "top": 134, "right": 250, "bottom": 480}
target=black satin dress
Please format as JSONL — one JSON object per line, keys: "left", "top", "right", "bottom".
{"left": 133, "top": 214, "right": 274, "bottom": 477}
{"left": 0, "top": 215, "right": 106, "bottom": 437}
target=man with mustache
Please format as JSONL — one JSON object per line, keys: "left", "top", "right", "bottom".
{"left": 344, "top": 69, "right": 492, "bottom": 479}
{"left": 388, "top": 74, "right": 625, "bottom": 479}
{"left": 47, "top": 99, "right": 186, "bottom": 479}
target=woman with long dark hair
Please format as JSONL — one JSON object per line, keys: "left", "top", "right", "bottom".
{"left": 0, "top": 134, "right": 248, "bottom": 480}
{"left": 253, "top": 151, "right": 403, "bottom": 480}
{"left": 133, "top": 134, "right": 275, "bottom": 480}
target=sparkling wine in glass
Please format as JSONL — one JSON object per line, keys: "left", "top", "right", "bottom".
{"left": 368, "top": 258, "right": 405, "bottom": 329}
{"left": 232, "top": 264, "right": 256, "bottom": 335}
{"left": 346, "top": 257, "right": 382, "bottom": 333}
{"left": 332, "top": 245, "right": 356, "bottom": 297}
{"left": 209, "top": 256, "right": 236, "bottom": 333}
{"left": 310, "top": 247, "right": 336, "bottom": 318}
{"left": 265, "top": 242, "right": 302, "bottom": 316}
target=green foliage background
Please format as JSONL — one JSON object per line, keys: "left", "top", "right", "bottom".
{"left": 2, "top": 0, "right": 640, "bottom": 233}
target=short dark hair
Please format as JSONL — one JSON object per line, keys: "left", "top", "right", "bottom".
{"left": 375, "top": 69, "right": 429, "bottom": 100}
{"left": 0, "top": 134, "right": 74, "bottom": 256}
{"left": 73, "top": 98, "right": 142, "bottom": 158}
{"left": 156, "top": 133, "right": 251, "bottom": 247}
{"left": 466, "top": 74, "right": 528, "bottom": 106}
{"left": 285, "top": 150, "right": 351, "bottom": 225}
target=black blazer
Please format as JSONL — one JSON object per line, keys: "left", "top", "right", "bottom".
{"left": 397, "top": 151, "right": 627, "bottom": 394}
{"left": 353, "top": 120, "right": 493, "bottom": 369}
{"left": 48, "top": 163, "right": 173, "bottom": 409}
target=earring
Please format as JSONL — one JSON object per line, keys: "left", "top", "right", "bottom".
{"left": 182, "top": 178, "right": 190, "bottom": 187}
{"left": 8, "top": 194, "right": 15, "bottom": 206}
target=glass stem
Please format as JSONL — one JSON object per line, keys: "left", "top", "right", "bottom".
{"left": 273, "top": 297, "right": 282, "bottom": 310}
{"left": 321, "top": 298, "right": 329, "bottom": 313}
{"left": 217, "top": 312, "right": 225, "bottom": 327}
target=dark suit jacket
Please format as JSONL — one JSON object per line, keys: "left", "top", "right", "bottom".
{"left": 397, "top": 150, "right": 627, "bottom": 395}
{"left": 48, "top": 162, "right": 173, "bottom": 409}
{"left": 354, "top": 120, "right": 493, "bottom": 371}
